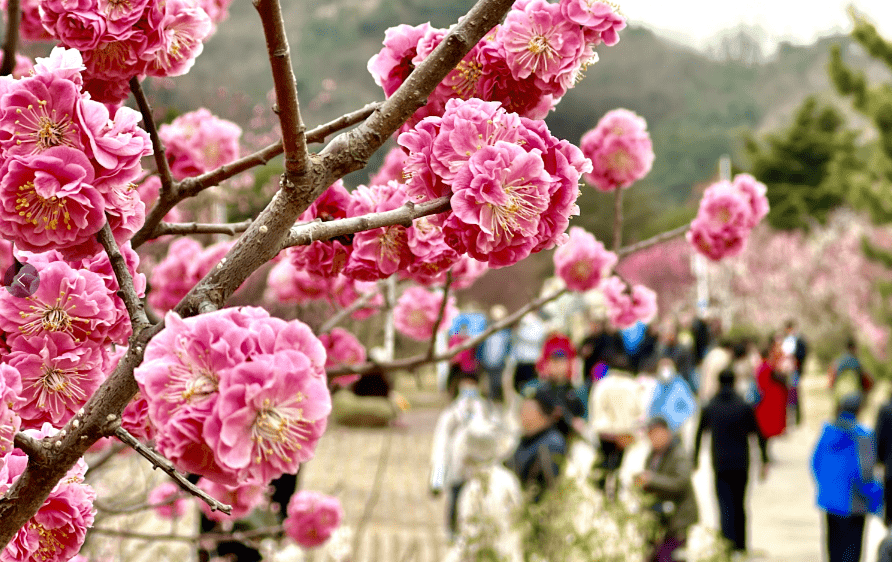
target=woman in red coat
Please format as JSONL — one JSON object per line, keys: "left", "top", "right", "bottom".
{"left": 754, "top": 338, "right": 789, "bottom": 439}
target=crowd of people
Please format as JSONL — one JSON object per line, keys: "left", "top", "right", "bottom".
{"left": 427, "top": 309, "right": 887, "bottom": 562}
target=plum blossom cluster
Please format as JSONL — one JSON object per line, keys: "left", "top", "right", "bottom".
{"left": 133, "top": 307, "right": 331, "bottom": 487}
{"left": 1, "top": 424, "right": 96, "bottom": 562}
{"left": 553, "top": 226, "right": 617, "bottom": 291}
{"left": 393, "top": 286, "right": 458, "bottom": 342}
{"left": 686, "top": 173, "right": 770, "bottom": 261}
{"left": 158, "top": 108, "right": 242, "bottom": 180}
{"left": 267, "top": 259, "right": 383, "bottom": 319}
{"left": 286, "top": 181, "right": 354, "bottom": 278}
{"left": 37, "top": 0, "right": 214, "bottom": 104}
{"left": 599, "top": 275, "right": 658, "bottom": 329}
{"left": 283, "top": 490, "right": 344, "bottom": 549}
{"left": 0, "top": 48, "right": 152, "bottom": 260}
{"left": 0, "top": 244, "right": 146, "bottom": 430}
{"left": 368, "top": 0, "right": 625, "bottom": 127}
{"left": 399, "top": 98, "right": 592, "bottom": 268}
{"left": 580, "top": 108, "right": 654, "bottom": 191}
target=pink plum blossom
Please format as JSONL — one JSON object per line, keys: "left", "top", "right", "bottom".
{"left": 330, "top": 276, "right": 383, "bottom": 320}
{"left": 197, "top": 477, "right": 268, "bottom": 522}
{"left": 0, "top": 424, "right": 95, "bottom": 562}
{"left": 580, "top": 108, "right": 654, "bottom": 191}
{"left": 135, "top": 308, "right": 330, "bottom": 486}
{"left": 343, "top": 182, "right": 412, "bottom": 281}
{"left": 444, "top": 255, "right": 488, "bottom": 290}
{"left": 686, "top": 180, "right": 753, "bottom": 261}
{"left": 0, "top": 364, "right": 22, "bottom": 461}
{"left": 553, "top": 226, "right": 617, "bottom": 292}
{"left": 31, "top": 48, "right": 86, "bottom": 87}
{"left": 137, "top": 175, "right": 183, "bottom": 223}
{"left": 393, "top": 286, "right": 457, "bottom": 342}
{"left": 1, "top": 0, "right": 53, "bottom": 42}
{"left": 367, "top": 23, "right": 434, "bottom": 97}
{"left": 148, "top": 239, "right": 235, "bottom": 314}
{"left": 0, "top": 147, "right": 106, "bottom": 256}
{"left": 6, "top": 331, "right": 107, "bottom": 429}
{"left": 143, "top": 0, "right": 212, "bottom": 78}
{"left": 500, "top": 0, "right": 587, "bottom": 96}
{"left": 283, "top": 490, "right": 344, "bottom": 549}
{"left": 403, "top": 216, "right": 460, "bottom": 286}
{"left": 369, "top": 146, "right": 408, "bottom": 186}
{"left": 474, "top": 39, "right": 555, "bottom": 119}
{"left": 147, "top": 481, "right": 189, "bottom": 520}
{"left": 0, "top": 53, "right": 33, "bottom": 79}
{"left": 319, "top": 328, "right": 366, "bottom": 369}
{"left": 266, "top": 259, "right": 334, "bottom": 305}
{"left": 39, "top": 0, "right": 107, "bottom": 51}
{"left": 158, "top": 108, "right": 241, "bottom": 180}
{"left": 732, "top": 173, "right": 770, "bottom": 228}
{"left": 600, "top": 276, "right": 658, "bottom": 329}
{"left": 559, "top": 0, "right": 626, "bottom": 45}
{"left": 0, "top": 259, "right": 117, "bottom": 346}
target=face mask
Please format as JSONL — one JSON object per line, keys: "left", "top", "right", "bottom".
{"left": 658, "top": 367, "right": 673, "bottom": 381}
{"left": 460, "top": 387, "right": 479, "bottom": 398}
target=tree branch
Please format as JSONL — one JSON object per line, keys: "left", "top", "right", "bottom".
{"left": 154, "top": 220, "right": 252, "bottom": 237}
{"left": 0, "top": 0, "right": 20, "bottom": 76}
{"left": 12, "top": 431, "right": 42, "bottom": 460}
{"left": 130, "top": 77, "right": 174, "bottom": 195}
{"left": 616, "top": 224, "right": 689, "bottom": 259}
{"left": 97, "top": 222, "right": 150, "bottom": 330}
{"left": 113, "top": 426, "right": 232, "bottom": 516}
{"left": 281, "top": 196, "right": 451, "bottom": 249}
{"left": 132, "top": 102, "right": 380, "bottom": 250}
{"left": 327, "top": 287, "right": 568, "bottom": 377}
{"left": 427, "top": 273, "right": 452, "bottom": 360}
{"left": 319, "top": 288, "right": 380, "bottom": 333}
{"left": 253, "top": 0, "right": 308, "bottom": 180}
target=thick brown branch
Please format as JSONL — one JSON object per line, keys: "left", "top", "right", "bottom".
{"left": 328, "top": 287, "right": 568, "bottom": 377}
{"left": 253, "top": 0, "right": 308, "bottom": 180}
{"left": 130, "top": 78, "right": 174, "bottom": 195}
{"left": 281, "top": 196, "right": 451, "bottom": 249}
{"left": 155, "top": 219, "right": 252, "bottom": 237}
{"left": 113, "top": 427, "right": 232, "bottom": 515}
{"left": 0, "top": 0, "right": 20, "bottom": 76}
{"left": 12, "top": 431, "right": 42, "bottom": 460}
{"left": 616, "top": 224, "right": 689, "bottom": 259}
{"left": 97, "top": 222, "right": 150, "bottom": 330}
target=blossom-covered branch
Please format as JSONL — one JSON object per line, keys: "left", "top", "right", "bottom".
{"left": 280, "top": 197, "right": 451, "bottom": 249}
{"left": 113, "top": 426, "right": 232, "bottom": 515}
{"left": 130, "top": 78, "right": 175, "bottom": 194}
{"left": 154, "top": 220, "right": 253, "bottom": 237}
{"left": 327, "top": 287, "right": 568, "bottom": 377}
{"left": 0, "top": 0, "right": 20, "bottom": 76}
{"left": 132, "top": 102, "right": 381, "bottom": 249}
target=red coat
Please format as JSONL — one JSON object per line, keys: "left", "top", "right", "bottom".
{"left": 754, "top": 360, "right": 788, "bottom": 438}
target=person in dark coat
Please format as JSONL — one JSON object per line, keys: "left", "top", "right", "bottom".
{"left": 636, "top": 416, "right": 699, "bottom": 562}
{"left": 507, "top": 386, "right": 566, "bottom": 501}
{"left": 876, "top": 388, "right": 892, "bottom": 526}
{"left": 813, "top": 393, "right": 883, "bottom": 562}
{"left": 694, "top": 369, "right": 769, "bottom": 555}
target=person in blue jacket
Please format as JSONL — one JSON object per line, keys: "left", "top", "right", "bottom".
{"left": 812, "top": 393, "right": 883, "bottom": 562}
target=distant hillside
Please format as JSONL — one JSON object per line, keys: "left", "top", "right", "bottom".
{"left": 157, "top": 2, "right": 891, "bottom": 242}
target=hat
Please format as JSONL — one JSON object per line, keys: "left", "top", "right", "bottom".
{"left": 718, "top": 368, "right": 735, "bottom": 386}
{"left": 838, "top": 393, "right": 863, "bottom": 415}
{"left": 537, "top": 334, "right": 577, "bottom": 371}
{"left": 524, "top": 385, "right": 560, "bottom": 417}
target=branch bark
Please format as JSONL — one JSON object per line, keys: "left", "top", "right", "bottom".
{"left": 154, "top": 220, "right": 253, "bottom": 237}
{"left": 319, "top": 288, "right": 380, "bottom": 333}
{"left": 130, "top": 78, "right": 175, "bottom": 195}
{"left": 280, "top": 196, "right": 450, "bottom": 249}
{"left": 0, "top": 0, "right": 20, "bottom": 76}
{"left": 113, "top": 427, "right": 232, "bottom": 515}
{"left": 616, "top": 224, "right": 689, "bottom": 259}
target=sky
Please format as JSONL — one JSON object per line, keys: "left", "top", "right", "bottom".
{"left": 623, "top": 0, "right": 892, "bottom": 53}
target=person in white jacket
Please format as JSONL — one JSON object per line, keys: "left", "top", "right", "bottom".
{"left": 430, "top": 369, "right": 498, "bottom": 540}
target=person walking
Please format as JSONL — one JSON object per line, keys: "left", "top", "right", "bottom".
{"left": 831, "top": 338, "right": 873, "bottom": 410}
{"left": 812, "top": 393, "right": 883, "bottom": 562}
{"left": 781, "top": 319, "right": 808, "bottom": 426}
{"left": 635, "top": 416, "right": 699, "bottom": 562}
{"left": 694, "top": 369, "right": 769, "bottom": 557}
{"left": 753, "top": 337, "right": 789, "bottom": 443}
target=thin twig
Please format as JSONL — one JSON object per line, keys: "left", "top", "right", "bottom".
{"left": 130, "top": 77, "right": 174, "bottom": 195}
{"left": 154, "top": 219, "right": 252, "bottom": 237}
{"left": 352, "top": 431, "right": 392, "bottom": 555}
{"left": 0, "top": 0, "right": 21, "bottom": 76}
{"left": 320, "top": 289, "right": 380, "bottom": 333}
{"left": 281, "top": 197, "right": 451, "bottom": 249}
{"left": 84, "top": 442, "right": 127, "bottom": 476}
{"left": 89, "top": 524, "right": 285, "bottom": 544}
{"left": 89, "top": 528, "right": 198, "bottom": 543}
{"left": 96, "top": 222, "right": 150, "bottom": 330}
{"left": 254, "top": 0, "right": 309, "bottom": 180}
{"left": 613, "top": 188, "right": 623, "bottom": 252}
{"left": 327, "top": 287, "right": 568, "bottom": 377}
{"left": 616, "top": 224, "right": 689, "bottom": 259}
{"left": 94, "top": 494, "right": 187, "bottom": 515}
{"left": 113, "top": 427, "right": 232, "bottom": 516}
{"left": 12, "top": 431, "right": 42, "bottom": 460}
{"left": 427, "top": 272, "right": 452, "bottom": 360}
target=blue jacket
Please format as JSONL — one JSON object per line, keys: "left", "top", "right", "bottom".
{"left": 649, "top": 376, "right": 697, "bottom": 432}
{"left": 811, "top": 413, "right": 883, "bottom": 516}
